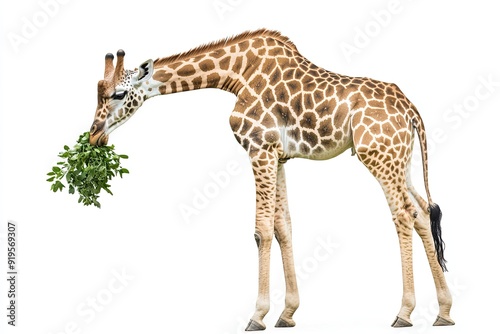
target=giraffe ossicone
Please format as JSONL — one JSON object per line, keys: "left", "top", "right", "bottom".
{"left": 89, "top": 29, "right": 454, "bottom": 329}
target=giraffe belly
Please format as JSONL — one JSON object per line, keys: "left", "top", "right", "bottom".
{"left": 279, "top": 126, "right": 353, "bottom": 161}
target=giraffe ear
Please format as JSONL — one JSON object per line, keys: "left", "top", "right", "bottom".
{"left": 132, "top": 59, "right": 154, "bottom": 85}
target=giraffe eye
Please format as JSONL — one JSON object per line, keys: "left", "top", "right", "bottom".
{"left": 111, "top": 90, "right": 127, "bottom": 100}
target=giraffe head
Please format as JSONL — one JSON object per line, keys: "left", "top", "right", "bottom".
{"left": 89, "top": 50, "right": 154, "bottom": 146}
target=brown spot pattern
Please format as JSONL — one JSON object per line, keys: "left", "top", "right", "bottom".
{"left": 177, "top": 65, "right": 196, "bottom": 77}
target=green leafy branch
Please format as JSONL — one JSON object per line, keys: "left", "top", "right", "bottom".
{"left": 47, "top": 132, "right": 129, "bottom": 208}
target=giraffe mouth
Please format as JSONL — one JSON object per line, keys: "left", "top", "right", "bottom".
{"left": 97, "top": 134, "right": 109, "bottom": 146}
{"left": 89, "top": 132, "right": 109, "bottom": 146}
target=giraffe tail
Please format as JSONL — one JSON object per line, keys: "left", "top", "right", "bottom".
{"left": 412, "top": 112, "right": 448, "bottom": 272}
{"left": 429, "top": 203, "right": 447, "bottom": 271}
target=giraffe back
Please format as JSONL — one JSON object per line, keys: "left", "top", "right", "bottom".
{"left": 228, "top": 34, "right": 417, "bottom": 162}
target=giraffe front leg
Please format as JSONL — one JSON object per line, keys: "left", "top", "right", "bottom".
{"left": 274, "top": 164, "right": 299, "bottom": 328}
{"left": 246, "top": 152, "right": 278, "bottom": 331}
{"left": 246, "top": 231, "right": 273, "bottom": 331}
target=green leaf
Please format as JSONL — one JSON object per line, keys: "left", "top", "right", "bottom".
{"left": 102, "top": 186, "right": 113, "bottom": 195}
{"left": 51, "top": 180, "right": 65, "bottom": 192}
{"left": 118, "top": 168, "right": 129, "bottom": 178}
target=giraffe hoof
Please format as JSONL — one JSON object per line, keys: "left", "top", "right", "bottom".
{"left": 275, "top": 317, "right": 295, "bottom": 327}
{"left": 391, "top": 316, "right": 413, "bottom": 327}
{"left": 245, "top": 319, "right": 266, "bottom": 331}
{"left": 433, "top": 316, "right": 455, "bottom": 326}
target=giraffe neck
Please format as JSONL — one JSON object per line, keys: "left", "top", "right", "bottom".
{"left": 147, "top": 30, "right": 297, "bottom": 97}
{"left": 151, "top": 53, "right": 243, "bottom": 95}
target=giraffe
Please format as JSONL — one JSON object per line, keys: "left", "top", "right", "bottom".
{"left": 89, "top": 29, "right": 454, "bottom": 330}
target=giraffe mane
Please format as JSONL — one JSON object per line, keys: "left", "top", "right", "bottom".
{"left": 153, "top": 29, "right": 297, "bottom": 66}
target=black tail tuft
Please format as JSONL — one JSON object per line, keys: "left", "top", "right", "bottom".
{"left": 430, "top": 203, "right": 448, "bottom": 272}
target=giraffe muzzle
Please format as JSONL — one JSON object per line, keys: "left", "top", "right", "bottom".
{"left": 89, "top": 121, "right": 109, "bottom": 146}
{"left": 89, "top": 131, "right": 109, "bottom": 147}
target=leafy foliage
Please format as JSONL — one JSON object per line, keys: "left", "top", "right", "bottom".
{"left": 47, "top": 132, "right": 129, "bottom": 208}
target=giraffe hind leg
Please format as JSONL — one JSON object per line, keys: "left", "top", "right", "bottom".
{"left": 352, "top": 115, "right": 419, "bottom": 326}
{"left": 409, "top": 185, "right": 454, "bottom": 326}
{"left": 356, "top": 149, "right": 418, "bottom": 326}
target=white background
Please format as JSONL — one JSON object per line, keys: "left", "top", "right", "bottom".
{"left": 1, "top": 1, "right": 499, "bottom": 333}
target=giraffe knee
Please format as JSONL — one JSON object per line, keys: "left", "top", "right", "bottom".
{"left": 403, "top": 198, "right": 418, "bottom": 219}
{"left": 395, "top": 209, "right": 415, "bottom": 230}
{"left": 254, "top": 233, "right": 261, "bottom": 248}
{"left": 401, "top": 202, "right": 418, "bottom": 221}
{"left": 254, "top": 231, "right": 273, "bottom": 249}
